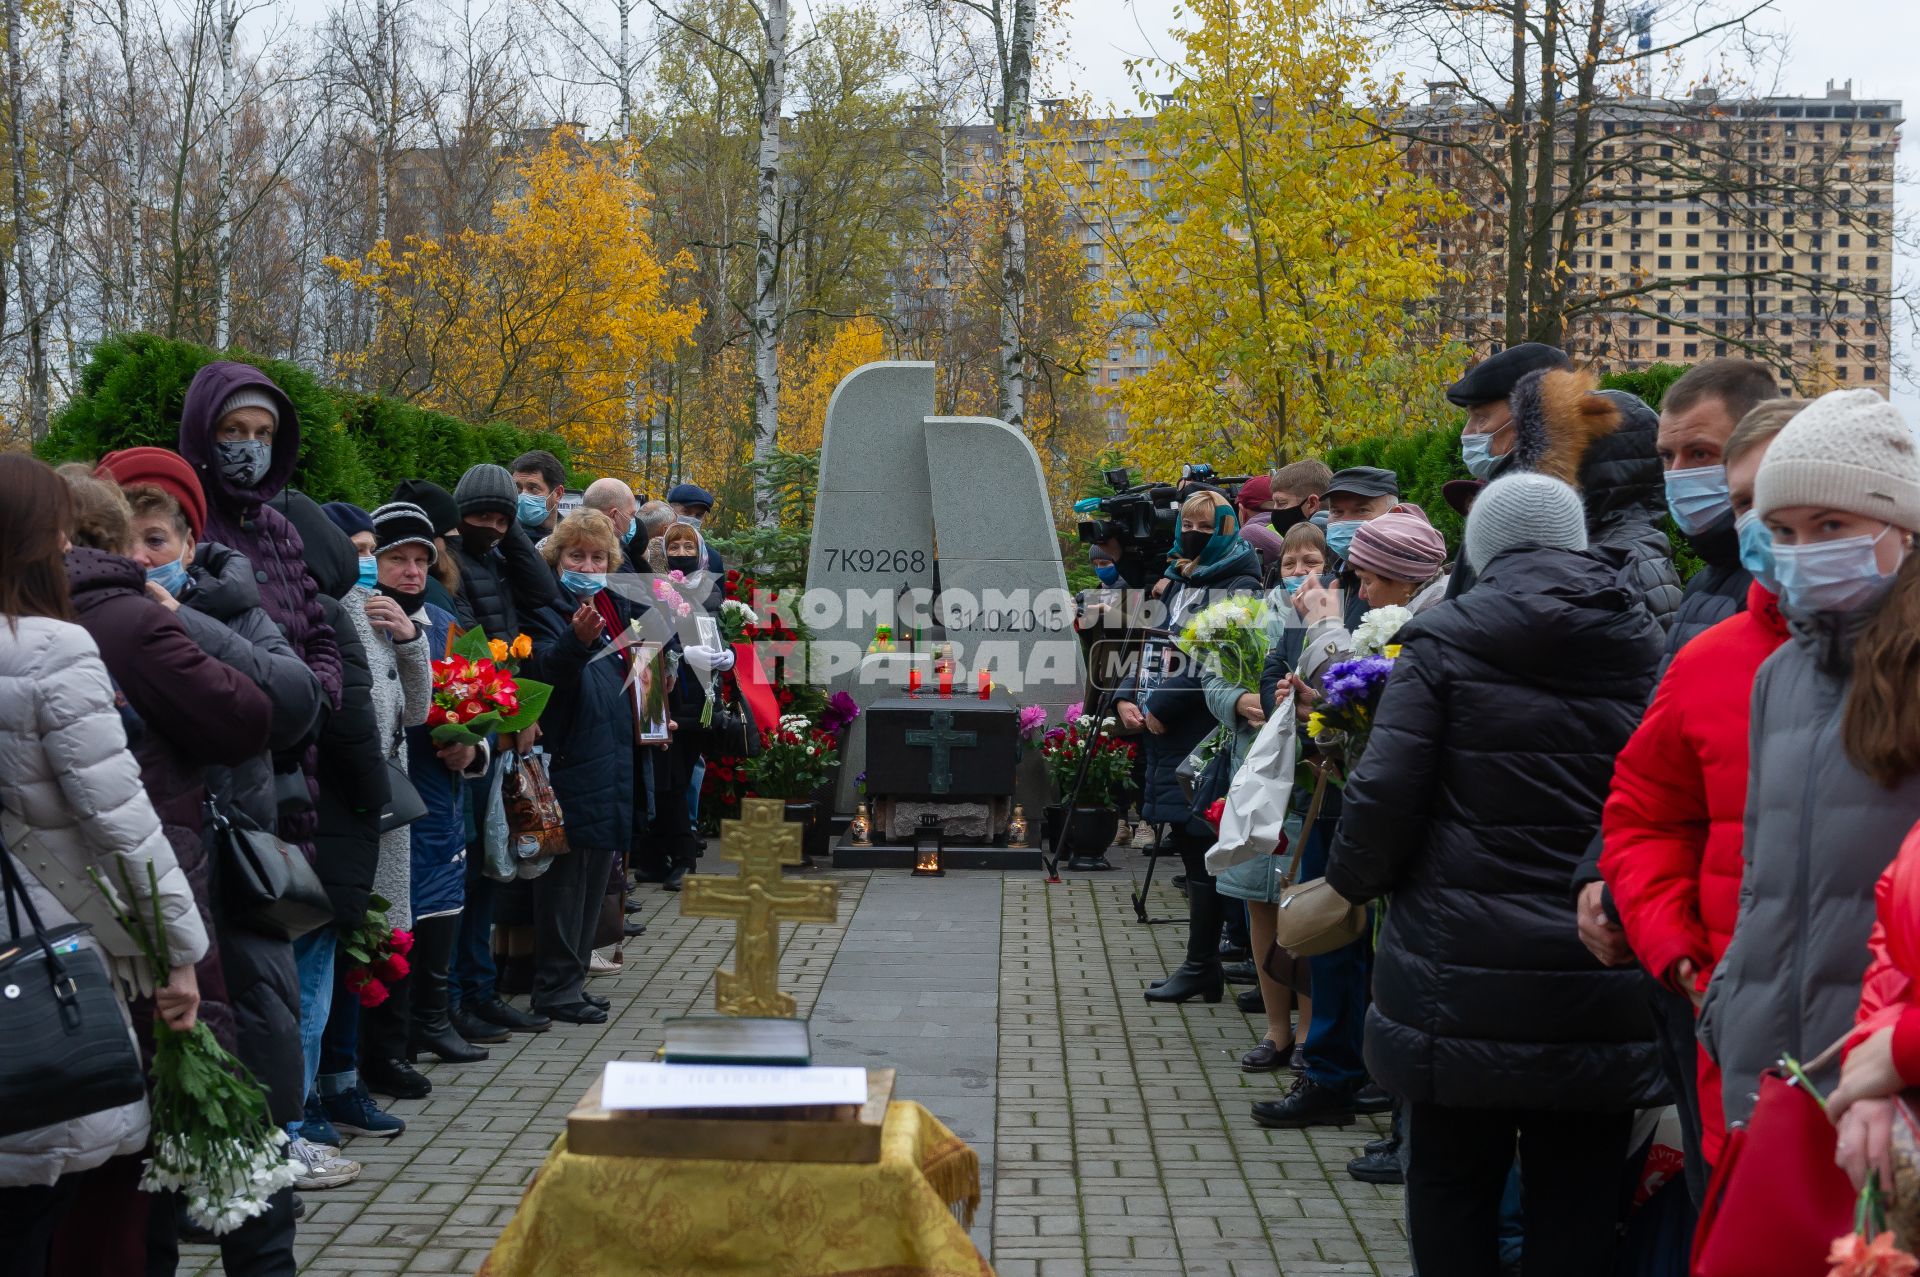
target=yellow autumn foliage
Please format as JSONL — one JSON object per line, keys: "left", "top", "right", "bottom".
{"left": 326, "top": 130, "right": 702, "bottom": 479}
{"left": 1094, "top": 0, "right": 1466, "bottom": 477}
{"left": 780, "top": 318, "right": 888, "bottom": 454}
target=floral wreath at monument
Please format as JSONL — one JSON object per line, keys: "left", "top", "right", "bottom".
{"left": 700, "top": 568, "right": 828, "bottom": 832}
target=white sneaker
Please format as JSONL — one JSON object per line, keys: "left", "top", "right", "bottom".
{"left": 589, "top": 949, "right": 621, "bottom": 976}
{"left": 287, "top": 1137, "right": 361, "bottom": 1190}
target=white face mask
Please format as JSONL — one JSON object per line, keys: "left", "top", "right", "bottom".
{"left": 1771, "top": 524, "right": 1901, "bottom": 613}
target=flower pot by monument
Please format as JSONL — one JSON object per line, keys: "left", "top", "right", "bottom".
{"left": 1041, "top": 804, "right": 1120, "bottom": 868}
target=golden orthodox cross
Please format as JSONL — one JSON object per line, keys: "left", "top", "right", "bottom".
{"left": 680, "top": 799, "right": 838, "bottom": 1017}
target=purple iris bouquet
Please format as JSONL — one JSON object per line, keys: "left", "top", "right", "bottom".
{"left": 1307, "top": 654, "right": 1396, "bottom": 766}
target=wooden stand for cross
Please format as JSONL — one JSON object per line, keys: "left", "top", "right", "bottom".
{"left": 681, "top": 799, "right": 838, "bottom": 1018}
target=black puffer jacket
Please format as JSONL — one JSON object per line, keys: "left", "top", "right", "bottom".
{"left": 1326, "top": 546, "right": 1667, "bottom": 1113}
{"left": 278, "top": 492, "right": 389, "bottom": 923}
{"left": 1663, "top": 512, "right": 1751, "bottom": 664}
{"left": 174, "top": 541, "right": 321, "bottom": 1124}
{"left": 1115, "top": 541, "right": 1263, "bottom": 824}
{"left": 447, "top": 522, "right": 559, "bottom": 640}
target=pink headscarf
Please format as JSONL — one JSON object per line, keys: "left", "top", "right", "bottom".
{"left": 1347, "top": 511, "right": 1447, "bottom": 583}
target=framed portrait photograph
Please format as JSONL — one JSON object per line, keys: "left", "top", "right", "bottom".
{"left": 630, "top": 641, "right": 672, "bottom": 744}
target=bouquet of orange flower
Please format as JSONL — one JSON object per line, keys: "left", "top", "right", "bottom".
{"left": 429, "top": 626, "right": 552, "bottom": 745}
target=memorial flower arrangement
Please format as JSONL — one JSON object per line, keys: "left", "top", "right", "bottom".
{"left": 718, "top": 597, "right": 759, "bottom": 644}
{"left": 90, "top": 862, "right": 295, "bottom": 1235}
{"left": 1039, "top": 703, "right": 1135, "bottom": 808}
{"left": 742, "top": 712, "right": 842, "bottom": 800}
{"left": 1175, "top": 597, "right": 1271, "bottom": 691}
{"left": 1306, "top": 654, "right": 1397, "bottom": 765}
{"left": 817, "top": 690, "right": 861, "bottom": 739}
{"left": 339, "top": 894, "right": 413, "bottom": 1009}
{"left": 1017, "top": 703, "right": 1049, "bottom": 745}
{"left": 428, "top": 625, "right": 552, "bottom": 746}
{"left": 702, "top": 569, "right": 828, "bottom": 828}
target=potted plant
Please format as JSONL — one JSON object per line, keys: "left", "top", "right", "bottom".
{"left": 741, "top": 712, "right": 842, "bottom": 862}
{"left": 1033, "top": 703, "right": 1135, "bottom": 869}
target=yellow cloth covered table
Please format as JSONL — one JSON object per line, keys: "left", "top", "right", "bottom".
{"left": 480, "top": 1101, "right": 992, "bottom": 1277}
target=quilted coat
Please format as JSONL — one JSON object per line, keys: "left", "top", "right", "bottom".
{"left": 179, "top": 361, "right": 341, "bottom": 855}
{"left": 1600, "top": 580, "right": 1789, "bottom": 1162}
{"left": 1698, "top": 604, "right": 1920, "bottom": 1129}
{"left": 1844, "top": 820, "right": 1920, "bottom": 1083}
{"left": 446, "top": 521, "right": 559, "bottom": 642}
{"left": 0, "top": 616, "right": 209, "bottom": 1186}
{"left": 1324, "top": 545, "right": 1667, "bottom": 1113}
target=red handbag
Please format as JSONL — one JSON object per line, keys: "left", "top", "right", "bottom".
{"left": 1691, "top": 1066, "right": 1859, "bottom": 1276}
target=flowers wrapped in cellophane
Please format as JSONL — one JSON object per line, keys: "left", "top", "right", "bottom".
{"left": 1174, "top": 597, "right": 1271, "bottom": 692}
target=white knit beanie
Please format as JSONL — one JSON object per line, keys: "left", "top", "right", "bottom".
{"left": 216, "top": 387, "right": 280, "bottom": 425}
{"left": 1463, "top": 472, "right": 1589, "bottom": 571}
{"left": 1754, "top": 388, "right": 1920, "bottom": 529}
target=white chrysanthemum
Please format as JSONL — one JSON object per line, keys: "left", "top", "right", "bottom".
{"left": 1353, "top": 605, "right": 1414, "bottom": 656}
{"left": 721, "top": 598, "right": 759, "bottom": 626}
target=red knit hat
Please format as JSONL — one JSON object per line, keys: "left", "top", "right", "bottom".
{"left": 96, "top": 447, "right": 208, "bottom": 540}
{"left": 1347, "top": 511, "right": 1447, "bottom": 583}
{"left": 1236, "top": 475, "right": 1273, "bottom": 511}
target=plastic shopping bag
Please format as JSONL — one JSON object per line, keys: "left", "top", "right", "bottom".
{"left": 1204, "top": 701, "right": 1297, "bottom": 874}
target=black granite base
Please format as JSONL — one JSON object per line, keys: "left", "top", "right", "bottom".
{"left": 830, "top": 835, "right": 1044, "bottom": 871}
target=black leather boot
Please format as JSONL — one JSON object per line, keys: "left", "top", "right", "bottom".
{"left": 1145, "top": 860, "right": 1225, "bottom": 1003}
{"left": 363, "top": 1055, "right": 432, "bottom": 1100}
{"left": 408, "top": 914, "right": 489, "bottom": 1064}
{"left": 1143, "top": 960, "right": 1224, "bottom": 1003}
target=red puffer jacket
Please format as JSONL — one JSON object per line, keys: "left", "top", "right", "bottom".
{"left": 1600, "top": 580, "right": 1788, "bottom": 1163}
{"left": 1845, "top": 820, "right": 1920, "bottom": 1080}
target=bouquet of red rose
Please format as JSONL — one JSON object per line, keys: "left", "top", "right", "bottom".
{"left": 429, "top": 625, "right": 553, "bottom": 746}
{"left": 339, "top": 894, "right": 414, "bottom": 1008}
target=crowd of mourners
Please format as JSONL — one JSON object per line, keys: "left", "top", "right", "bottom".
{"left": 1096, "top": 346, "right": 1920, "bottom": 1275}
{"left": 0, "top": 360, "right": 738, "bottom": 1275}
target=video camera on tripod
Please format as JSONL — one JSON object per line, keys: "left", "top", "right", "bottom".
{"left": 1072, "top": 465, "right": 1251, "bottom": 581}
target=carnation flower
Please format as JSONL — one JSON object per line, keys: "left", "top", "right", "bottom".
{"left": 1352, "top": 605, "right": 1414, "bottom": 657}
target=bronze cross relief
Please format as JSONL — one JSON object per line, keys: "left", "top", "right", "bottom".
{"left": 680, "top": 798, "right": 838, "bottom": 1017}
{"left": 903, "top": 710, "right": 978, "bottom": 796}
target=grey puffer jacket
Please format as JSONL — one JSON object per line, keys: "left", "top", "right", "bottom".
{"left": 1699, "top": 605, "right": 1920, "bottom": 1127}
{"left": 0, "top": 617, "right": 207, "bottom": 1187}
{"left": 338, "top": 586, "right": 431, "bottom": 929}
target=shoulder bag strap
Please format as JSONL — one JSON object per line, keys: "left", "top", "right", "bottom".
{"left": 1282, "top": 759, "right": 1332, "bottom": 884}
{"left": 0, "top": 827, "right": 67, "bottom": 979}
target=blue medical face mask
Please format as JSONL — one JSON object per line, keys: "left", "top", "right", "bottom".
{"left": 516, "top": 492, "right": 550, "bottom": 528}
{"left": 1324, "top": 520, "right": 1363, "bottom": 563}
{"left": 1771, "top": 525, "right": 1900, "bottom": 614}
{"left": 560, "top": 568, "right": 606, "bottom": 596}
{"left": 355, "top": 555, "right": 378, "bottom": 592}
{"left": 1665, "top": 465, "right": 1731, "bottom": 536}
{"left": 1279, "top": 575, "right": 1307, "bottom": 593}
{"left": 1092, "top": 564, "right": 1120, "bottom": 586}
{"left": 621, "top": 519, "right": 637, "bottom": 546}
{"left": 1736, "top": 512, "right": 1780, "bottom": 596}
{"left": 145, "top": 555, "right": 190, "bottom": 597}
{"left": 1460, "top": 422, "right": 1511, "bottom": 481}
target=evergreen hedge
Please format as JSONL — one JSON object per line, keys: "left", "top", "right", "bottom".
{"left": 38, "top": 332, "right": 570, "bottom": 507}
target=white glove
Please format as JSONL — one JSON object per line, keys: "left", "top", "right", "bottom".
{"left": 682, "top": 644, "right": 735, "bottom": 674}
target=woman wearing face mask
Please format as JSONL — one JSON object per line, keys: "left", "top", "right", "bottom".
{"left": 522, "top": 511, "right": 642, "bottom": 1022}
{"left": 1699, "top": 388, "right": 1920, "bottom": 1138}
{"left": 1293, "top": 512, "right": 1449, "bottom": 692}
{"left": 1115, "top": 491, "right": 1262, "bottom": 1004}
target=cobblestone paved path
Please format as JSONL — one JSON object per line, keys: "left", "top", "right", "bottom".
{"left": 185, "top": 850, "right": 1407, "bottom": 1275}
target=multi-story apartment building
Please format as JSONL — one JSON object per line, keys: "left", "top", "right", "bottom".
{"left": 948, "top": 84, "right": 1898, "bottom": 441}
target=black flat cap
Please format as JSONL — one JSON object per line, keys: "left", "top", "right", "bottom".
{"left": 1325, "top": 466, "right": 1400, "bottom": 499}
{"left": 1446, "top": 342, "right": 1571, "bottom": 408}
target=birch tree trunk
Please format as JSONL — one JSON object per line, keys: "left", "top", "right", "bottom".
{"left": 4, "top": 0, "right": 50, "bottom": 438}
{"left": 212, "top": 0, "right": 236, "bottom": 348}
{"left": 373, "top": 0, "right": 391, "bottom": 247}
{"left": 995, "top": 0, "right": 1036, "bottom": 433}
{"left": 53, "top": 0, "right": 77, "bottom": 379}
{"left": 749, "top": 0, "right": 788, "bottom": 521}
{"left": 118, "top": 0, "right": 142, "bottom": 327}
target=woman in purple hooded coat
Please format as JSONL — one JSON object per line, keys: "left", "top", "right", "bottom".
{"left": 177, "top": 362, "right": 343, "bottom": 854}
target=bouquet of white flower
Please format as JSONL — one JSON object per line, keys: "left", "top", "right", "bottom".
{"left": 91, "top": 862, "right": 295, "bottom": 1234}
{"left": 1351, "top": 604, "right": 1415, "bottom": 657}
{"left": 1175, "top": 596, "right": 1271, "bottom": 691}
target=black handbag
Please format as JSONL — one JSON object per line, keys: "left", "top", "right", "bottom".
{"left": 0, "top": 838, "right": 146, "bottom": 1138}
{"left": 702, "top": 674, "right": 762, "bottom": 759}
{"left": 1184, "top": 743, "right": 1235, "bottom": 836}
{"left": 379, "top": 729, "right": 427, "bottom": 833}
{"left": 208, "top": 802, "right": 331, "bottom": 941}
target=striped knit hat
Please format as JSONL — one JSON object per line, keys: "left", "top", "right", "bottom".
{"left": 1463, "top": 473, "right": 1588, "bottom": 571}
{"left": 1754, "top": 388, "right": 1920, "bottom": 530}
{"left": 371, "top": 502, "right": 438, "bottom": 566}
{"left": 1346, "top": 512, "right": 1446, "bottom": 583}
{"left": 216, "top": 387, "right": 280, "bottom": 425}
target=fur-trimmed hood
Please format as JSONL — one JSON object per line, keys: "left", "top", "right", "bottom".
{"left": 1507, "top": 368, "right": 1666, "bottom": 528}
